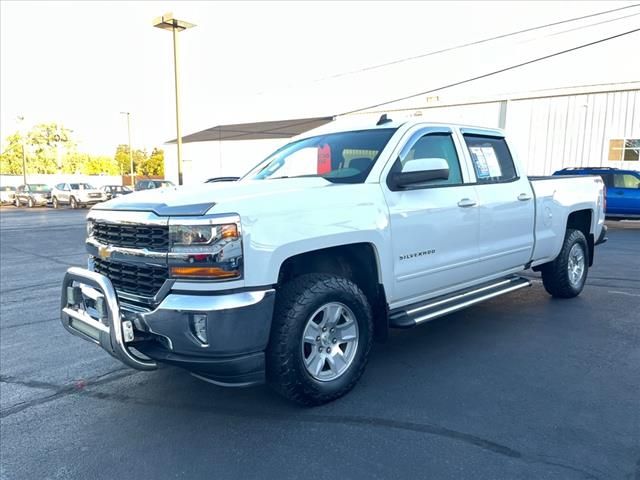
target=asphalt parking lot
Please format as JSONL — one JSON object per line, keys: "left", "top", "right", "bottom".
{"left": 0, "top": 206, "right": 638, "bottom": 480}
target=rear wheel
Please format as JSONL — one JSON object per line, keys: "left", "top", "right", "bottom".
{"left": 266, "top": 273, "right": 373, "bottom": 406}
{"left": 541, "top": 229, "right": 589, "bottom": 298}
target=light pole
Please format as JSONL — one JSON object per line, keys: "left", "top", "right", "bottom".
{"left": 17, "top": 115, "right": 27, "bottom": 184}
{"left": 120, "top": 112, "right": 135, "bottom": 187}
{"left": 153, "top": 12, "right": 196, "bottom": 186}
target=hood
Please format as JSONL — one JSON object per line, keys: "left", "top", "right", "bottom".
{"left": 93, "top": 178, "right": 333, "bottom": 216}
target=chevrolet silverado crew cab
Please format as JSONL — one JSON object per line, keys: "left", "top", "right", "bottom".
{"left": 60, "top": 119, "right": 607, "bottom": 405}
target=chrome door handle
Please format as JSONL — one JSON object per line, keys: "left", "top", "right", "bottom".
{"left": 517, "top": 193, "right": 532, "bottom": 201}
{"left": 457, "top": 198, "right": 477, "bottom": 208}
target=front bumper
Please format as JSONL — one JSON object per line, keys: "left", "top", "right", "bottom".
{"left": 79, "top": 196, "right": 106, "bottom": 205}
{"left": 60, "top": 267, "right": 275, "bottom": 385}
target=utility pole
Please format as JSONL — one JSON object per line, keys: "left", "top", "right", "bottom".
{"left": 153, "top": 13, "right": 196, "bottom": 185}
{"left": 17, "top": 116, "right": 27, "bottom": 184}
{"left": 120, "top": 112, "right": 135, "bottom": 187}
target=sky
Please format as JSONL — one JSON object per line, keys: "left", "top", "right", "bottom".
{"left": 1, "top": 1, "right": 639, "bottom": 157}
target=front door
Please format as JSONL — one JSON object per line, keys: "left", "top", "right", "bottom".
{"left": 382, "top": 127, "right": 480, "bottom": 306}
{"left": 606, "top": 172, "right": 640, "bottom": 216}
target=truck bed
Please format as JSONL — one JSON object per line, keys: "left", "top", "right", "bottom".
{"left": 528, "top": 175, "right": 605, "bottom": 266}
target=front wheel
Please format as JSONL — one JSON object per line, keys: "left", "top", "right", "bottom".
{"left": 52, "top": 197, "right": 59, "bottom": 209}
{"left": 70, "top": 197, "right": 77, "bottom": 209}
{"left": 541, "top": 229, "right": 589, "bottom": 298}
{"left": 27, "top": 197, "right": 34, "bottom": 208}
{"left": 14, "top": 197, "right": 20, "bottom": 207}
{"left": 266, "top": 274, "right": 373, "bottom": 406}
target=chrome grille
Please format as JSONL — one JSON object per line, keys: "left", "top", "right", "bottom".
{"left": 93, "top": 222, "right": 169, "bottom": 250}
{"left": 93, "top": 257, "right": 167, "bottom": 298}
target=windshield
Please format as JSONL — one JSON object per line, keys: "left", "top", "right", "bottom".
{"left": 70, "top": 183, "right": 94, "bottom": 190}
{"left": 245, "top": 128, "right": 397, "bottom": 184}
{"left": 28, "top": 184, "right": 50, "bottom": 192}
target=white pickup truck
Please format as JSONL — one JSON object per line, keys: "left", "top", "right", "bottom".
{"left": 60, "top": 118, "right": 607, "bottom": 405}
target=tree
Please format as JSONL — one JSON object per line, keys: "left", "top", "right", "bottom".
{"left": 139, "top": 147, "right": 164, "bottom": 176}
{"left": 0, "top": 132, "right": 25, "bottom": 175}
{"left": 27, "top": 123, "right": 75, "bottom": 173}
{"left": 0, "top": 123, "right": 75, "bottom": 175}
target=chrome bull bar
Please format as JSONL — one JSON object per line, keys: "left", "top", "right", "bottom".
{"left": 60, "top": 267, "right": 157, "bottom": 371}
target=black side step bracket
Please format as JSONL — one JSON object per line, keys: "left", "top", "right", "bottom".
{"left": 389, "top": 276, "right": 531, "bottom": 329}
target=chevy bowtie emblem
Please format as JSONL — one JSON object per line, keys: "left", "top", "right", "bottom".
{"left": 98, "top": 245, "right": 112, "bottom": 259}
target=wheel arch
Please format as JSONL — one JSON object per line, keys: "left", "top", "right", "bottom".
{"left": 566, "top": 209, "right": 594, "bottom": 266}
{"left": 276, "top": 243, "right": 389, "bottom": 341}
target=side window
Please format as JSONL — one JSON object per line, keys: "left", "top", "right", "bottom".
{"left": 464, "top": 134, "right": 517, "bottom": 183}
{"left": 613, "top": 174, "right": 640, "bottom": 189}
{"left": 55, "top": 183, "right": 63, "bottom": 190}
{"left": 397, "top": 133, "right": 463, "bottom": 187}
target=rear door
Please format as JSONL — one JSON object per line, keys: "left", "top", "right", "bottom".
{"left": 461, "top": 131, "right": 535, "bottom": 276}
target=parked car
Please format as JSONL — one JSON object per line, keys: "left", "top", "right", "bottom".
{"left": 553, "top": 167, "right": 640, "bottom": 219}
{"left": 205, "top": 176, "right": 240, "bottom": 183}
{"left": 14, "top": 184, "right": 51, "bottom": 207}
{"left": 0, "top": 186, "right": 16, "bottom": 204}
{"left": 135, "top": 180, "right": 175, "bottom": 191}
{"left": 51, "top": 182, "right": 107, "bottom": 209}
{"left": 101, "top": 185, "right": 133, "bottom": 200}
{"left": 61, "top": 119, "right": 606, "bottom": 406}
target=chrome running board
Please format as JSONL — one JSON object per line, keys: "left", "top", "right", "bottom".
{"left": 389, "top": 276, "right": 531, "bottom": 328}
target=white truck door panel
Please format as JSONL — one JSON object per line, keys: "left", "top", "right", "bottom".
{"left": 386, "top": 187, "right": 480, "bottom": 302}
{"left": 381, "top": 127, "right": 480, "bottom": 304}
{"left": 461, "top": 132, "right": 535, "bottom": 274}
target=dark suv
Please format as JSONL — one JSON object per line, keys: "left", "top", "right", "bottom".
{"left": 553, "top": 167, "right": 640, "bottom": 219}
{"left": 134, "top": 180, "right": 175, "bottom": 191}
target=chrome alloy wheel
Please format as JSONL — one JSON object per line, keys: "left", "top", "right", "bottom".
{"left": 568, "top": 243, "right": 586, "bottom": 287}
{"left": 301, "top": 302, "right": 359, "bottom": 382}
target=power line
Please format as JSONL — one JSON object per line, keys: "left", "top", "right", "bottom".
{"left": 340, "top": 27, "right": 640, "bottom": 116}
{"left": 317, "top": 3, "right": 640, "bottom": 83}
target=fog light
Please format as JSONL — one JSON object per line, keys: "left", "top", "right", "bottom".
{"left": 190, "top": 314, "right": 208, "bottom": 345}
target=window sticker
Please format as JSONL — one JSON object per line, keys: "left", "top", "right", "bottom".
{"left": 469, "top": 145, "right": 502, "bottom": 178}
{"left": 480, "top": 146, "right": 502, "bottom": 177}
{"left": 469, "top": 147, "right": 490, "bottom": 178}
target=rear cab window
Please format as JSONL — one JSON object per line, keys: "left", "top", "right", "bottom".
{"left": 463, "top": 134, "right": 518, "bottom": 183}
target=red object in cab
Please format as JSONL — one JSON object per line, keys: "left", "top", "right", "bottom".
{"left": 317, "top": 144, "right": 332, "bottom": 174}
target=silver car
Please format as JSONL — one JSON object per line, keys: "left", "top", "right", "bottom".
{"left": 51, "top": 182, "right": 107, "bottom": 209}
{"left": 0, "top": 186, "right": 16, "bottom": 204}
{"left": 14, "top": 184, "right": 51, "bottom": 207}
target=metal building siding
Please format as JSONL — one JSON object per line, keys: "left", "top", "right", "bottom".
{"left": 504, "top": 89, "right": 639, "bottom": 175}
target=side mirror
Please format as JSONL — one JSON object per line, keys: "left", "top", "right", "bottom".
{"left": 389, "top": 157, "right": 450, "bottom": 189}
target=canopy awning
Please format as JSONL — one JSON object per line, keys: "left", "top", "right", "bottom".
{"left": 169, "top": 116, "right": 335, "bottom": 144}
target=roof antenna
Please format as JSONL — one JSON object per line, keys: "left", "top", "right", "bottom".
{"left": 376, "top": 114, "right": 392, "bottom": 126}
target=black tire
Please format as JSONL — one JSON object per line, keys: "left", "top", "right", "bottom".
{"left": 541, "top": 229, "right": 589, "bottom": 298}
{"left": 52, "top": 197, "right": 59, "bottom": 209}
{"left": 14, "top": 197, "right": 20, "bottom": 207}
{"left": 266, "top": 273, "right": 373, "bottom": 406}
{"left": 70, "top": 197, "right": 77, "bottom": 209}
{"left": 27, "top": 197, "right": 33, "bottom": 208}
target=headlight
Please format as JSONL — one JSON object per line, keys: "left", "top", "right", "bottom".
{"left": 168, "top": 217, "right": 242, "bottom": 280}
{"left": 170, "top": 224, "right": 238, "bottom": 248}
{"left": 86, "top": 219, "right": 94, "bottom": 237}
